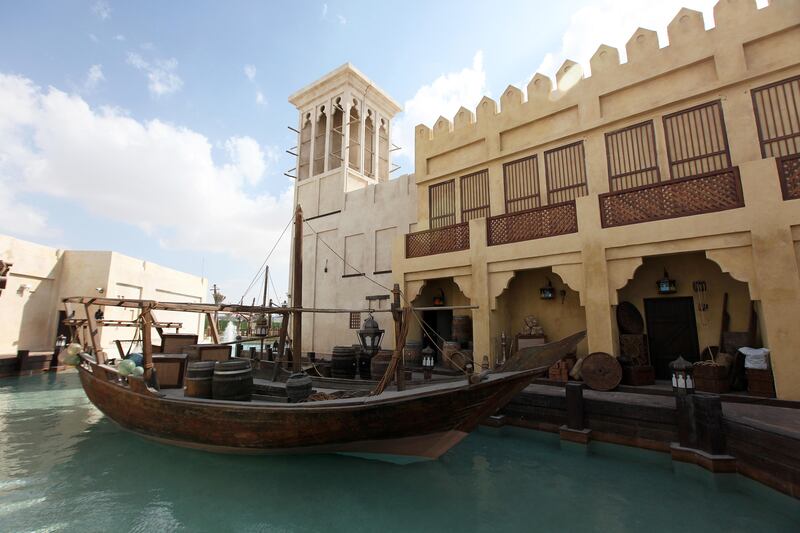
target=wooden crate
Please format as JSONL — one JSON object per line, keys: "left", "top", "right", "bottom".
{"left": 622, "top": 365, "right": 655, "bottom": 386}
{"left": 161, "top": 334, "right": 199, "bottom": 354}
{"left": 153, "top": 354, "right": 188, "bottom": 388}
{"left": 619, "top": 334, "right": 649, "bottom": 366}
{"left": 746, "top": 368, "right": 776, "bottom": 397}
{"left": 183, "top": 344, "right": 231, "bottom": 362}
{"left": 693, "top": 363, "right": 730, "bottom": 394}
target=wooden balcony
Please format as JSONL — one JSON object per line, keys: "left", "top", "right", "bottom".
{"left": 487, "top": 201, "right": 578, "bottom": 246}
{"left": 599, "top": 168, "right": 744, "bottom": 228}
{"left": 778, "top": 154, "right": 800, "bottom": 201}
{"left": 405, "top": 222, "right": 470, "bottom": 258}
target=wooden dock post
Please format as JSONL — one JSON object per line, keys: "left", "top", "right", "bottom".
{"left": 291, "top": 205, "right": 303, "bottom": 373}
{"left": 560, "top": 382, "right": 592, "bottom": 444}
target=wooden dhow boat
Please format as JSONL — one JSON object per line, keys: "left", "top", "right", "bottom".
{"left": 62, "top": 207, "right": 574, "bottom": 461}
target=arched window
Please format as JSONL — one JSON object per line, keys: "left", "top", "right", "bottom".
{"left": 348, "top": 99, "right": 361, "bottom": 171}
{"left": 313, "top": 105, "right": 327, "bottom": 176}
{"left": 298, "top": 112, "right": 312, "bottom": 179}
{"left": 329, "top": 97, "right": 343, "bottom": 170}
{"left": 364, "top": 110, "right": 375, "bottom": 177}
{"left": 379, "top": 118, "right": 389, "bottom": 180}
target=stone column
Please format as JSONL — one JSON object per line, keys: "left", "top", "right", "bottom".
{"left": 468, "top": 218, "right": 492, "bottom": 365}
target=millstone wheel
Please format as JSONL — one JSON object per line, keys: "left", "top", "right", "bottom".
{"left": 581, "top": 352, "right": 622, "bottom": 391}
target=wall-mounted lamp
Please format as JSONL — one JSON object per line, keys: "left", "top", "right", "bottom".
{"left": 324, "top": 259, "right": 328, "bottom": 273}
{"left": 656, "top": 269, "right": 677, "bottom": 295}
{"left": 432, "top": 288, "right": 445, "bottom": 306}
{"left": 95, "top": 287, "right": 105, "bottom": 294}
{"left": 540, "top": 278, "right": 555, "bottom": 300}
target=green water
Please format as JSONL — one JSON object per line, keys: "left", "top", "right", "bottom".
{"left": 0, "top": 373, "right": 797, "bottom": 533}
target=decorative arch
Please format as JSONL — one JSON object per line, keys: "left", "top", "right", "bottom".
{"left": 607, "top": 257, "right": 644, "bottom": 305}
{"left": 705, "top": 247, "right": 759, "bottom": 299}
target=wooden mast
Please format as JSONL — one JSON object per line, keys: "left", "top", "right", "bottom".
{"left": 142, "top": 307, "right": 154, "bottom": 381}
{"left": 291, "top": 205, "right": 303, "bottom": 373}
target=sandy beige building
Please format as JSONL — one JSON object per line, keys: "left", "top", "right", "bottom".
{"left": 289, "top": 64, "right": 417, "bottom": 352}
{"left": 391, "top": 1, "right": 800, "bottom": 399}
{"left": 0, "top": 234, "right": 207, "bottom": 356}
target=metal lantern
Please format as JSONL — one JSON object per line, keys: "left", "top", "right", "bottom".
{"left": 422, "top": 346, "right": 435, "bottom": 381}
{"left": 669, "top": 356, "right": 695, "bottom": 394}
{"left": 55, "top": 334, "right": 67, "bottom": 353}
{"left": 254, "top": 314, "right": 269, "bottom": 338}
{"left": 657, "top": 269, "right": 677, "bottom": 294}
{"left": 357, "top": 312, "right": 384, "bottom": 357}
{"left": 540, "top": 278, "right": 555, "bottom": 300}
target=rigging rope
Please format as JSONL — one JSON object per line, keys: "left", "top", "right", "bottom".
{"left": 239, "top": 214, "right": 293, "bottom": 304}
{"left": 304, "top": 219, "right": 468, "bottom": 375}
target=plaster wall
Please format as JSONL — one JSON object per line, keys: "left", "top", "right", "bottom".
{"left": 393, "top": 1, "right": 800, "bottom": 399}
{"left": 0, "top": 234, "right": 206, "bottom": 355}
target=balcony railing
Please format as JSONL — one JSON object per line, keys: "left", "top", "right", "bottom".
{"left": 405, "top": 222, "right": 470, "bottom": 258}
{"left": 599, "top": 167, "right": 744, "bottom": 228}
{"left": 487, "top": 201, "right": 578, "bottom": 246}
{"left": 778, "top": 154, "right": 800, "bottom": 201}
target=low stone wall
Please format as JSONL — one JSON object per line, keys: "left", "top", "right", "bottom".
{"left": 499, "top": 384, "right": 800, "bottom": 499}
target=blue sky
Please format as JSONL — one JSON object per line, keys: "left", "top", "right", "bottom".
{"left": 0, "top": 0, "right": 734, "bottom": 304}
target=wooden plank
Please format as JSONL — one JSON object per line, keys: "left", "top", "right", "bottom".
{"left": 206, "top": 312, "right": 220, "bottom": 344}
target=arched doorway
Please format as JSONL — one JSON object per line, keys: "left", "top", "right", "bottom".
{"left": 617, "top": 252, "right": 754, "bottom": 378}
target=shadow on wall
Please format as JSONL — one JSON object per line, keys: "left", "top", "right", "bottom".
{"left": 15, "top": 262, "right": 62, "bottom": 353}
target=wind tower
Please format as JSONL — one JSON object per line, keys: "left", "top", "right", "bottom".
{"left": 288, "top": 63, "right": 402, "bottom": 218}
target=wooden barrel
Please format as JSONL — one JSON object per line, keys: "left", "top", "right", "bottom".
{"left": 285, "top": 372, "right": 313, "bottom": 403}
{"left": 403, "top": 341, "right": 423, "bottom": 366}
{"left": 212, "top": 360, "right": 253, "bottom": 401}
{"left": 452, "top": 316, "right": 472, "bottom": 346}
{"left": 331, "top": 346, "right": 357, "bottom": 379}
{"left": 442, "top": 341, "right": 461, "bottom": 370}
{"left": 185, "top": 361, "right": 215, "bottom": 398}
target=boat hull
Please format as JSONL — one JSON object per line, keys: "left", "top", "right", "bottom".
{"left": 78, "top": 364, "right": 535, "bottom": 460}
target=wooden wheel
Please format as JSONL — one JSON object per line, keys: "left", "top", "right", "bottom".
{"left": 581, "top": 352, "right": 622, "bottom": 391}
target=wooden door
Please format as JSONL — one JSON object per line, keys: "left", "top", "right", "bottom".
{"left": 644, "top": 297, "right": 700, "bottom": 379}
{"left": 421, "top": 310, "right": 453, "bottom": 355}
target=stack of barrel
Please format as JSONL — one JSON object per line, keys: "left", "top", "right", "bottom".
{"left": 185, "top": 359, "right": 253, "bottom": 401}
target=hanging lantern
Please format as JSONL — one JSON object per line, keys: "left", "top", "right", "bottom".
{"left": 657, "top": 269, "right": 677, "bottom": 294}
{"left": 540, "top": 278, "right": 555, "bottom": 300}
{"left": 669, "top": 356, "right": 695, "bottom": 394}
{"left": 254, "top": 314, "right": 269, "bottom": 338}
{"left": 432, "top": 288, "right": 445, "bottom": 307}
{"left": 357, "top": 312, "right": 384, "bottom": 357}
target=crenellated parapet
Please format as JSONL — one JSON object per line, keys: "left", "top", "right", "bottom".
{"left": 415, "top": 0, "right": 800, "bottom": 182}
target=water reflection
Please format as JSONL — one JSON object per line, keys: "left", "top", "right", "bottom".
{"left": 0, "top": 372, "right": 797, "bottom": 533}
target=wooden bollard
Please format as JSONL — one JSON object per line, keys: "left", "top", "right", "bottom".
{"left": 565, "top": 382, "right": 585, "bottom": 431}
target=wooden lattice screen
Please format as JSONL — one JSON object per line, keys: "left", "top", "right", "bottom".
{"left": 349, "top": 312, "right": 361, "bottom": 329}
{"left": 605, "top": 121, "right": 661, "bottom": 191}
{"left": 752, "top": 75, "right": 800, "bottom": 158}
{"left": 545, "top": 141, "right": 589, "bottom": 204}
{"left": 504, "top": 155, "right": 541, "bottom": 213}
{"left": 664, "top": 101, "right": 731, "bottom": 179}
{"left": 460, "top": 169, "right": 490, "bottom": 221}
{"left": 429, "top": 179, "right": 456, "bottom": 229}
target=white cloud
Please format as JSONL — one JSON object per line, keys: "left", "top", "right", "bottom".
{"left": 89, "top": 33, "right": 99, "bottom": 43}
{"left": 255, "top": 91, "right": 265, "bottom": 105}
{"left": 84, "top": 64, "right": 105, "bottom": 90}
{"left": 126, "top": 52, "right": 183, "bottom": 97}
{"left": 392, "top": 51, "right": 486, "bottom": 169}
{"left": 0, "top": 72, "right": 293, "bottom": 287}
{"left": 322, "top": 3, "right": 328, "bottom": 18}
{"left": 91, "top": 1, "right": 111, "bottom": 20}
{"left": 114, "top": 34, "right": 125, "bottom": 42}
{"left": 337, "top": 14, "right": 347, "bottom": 25}
{"left": 244, "top": 64, "right": 257, "bottom": 81}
